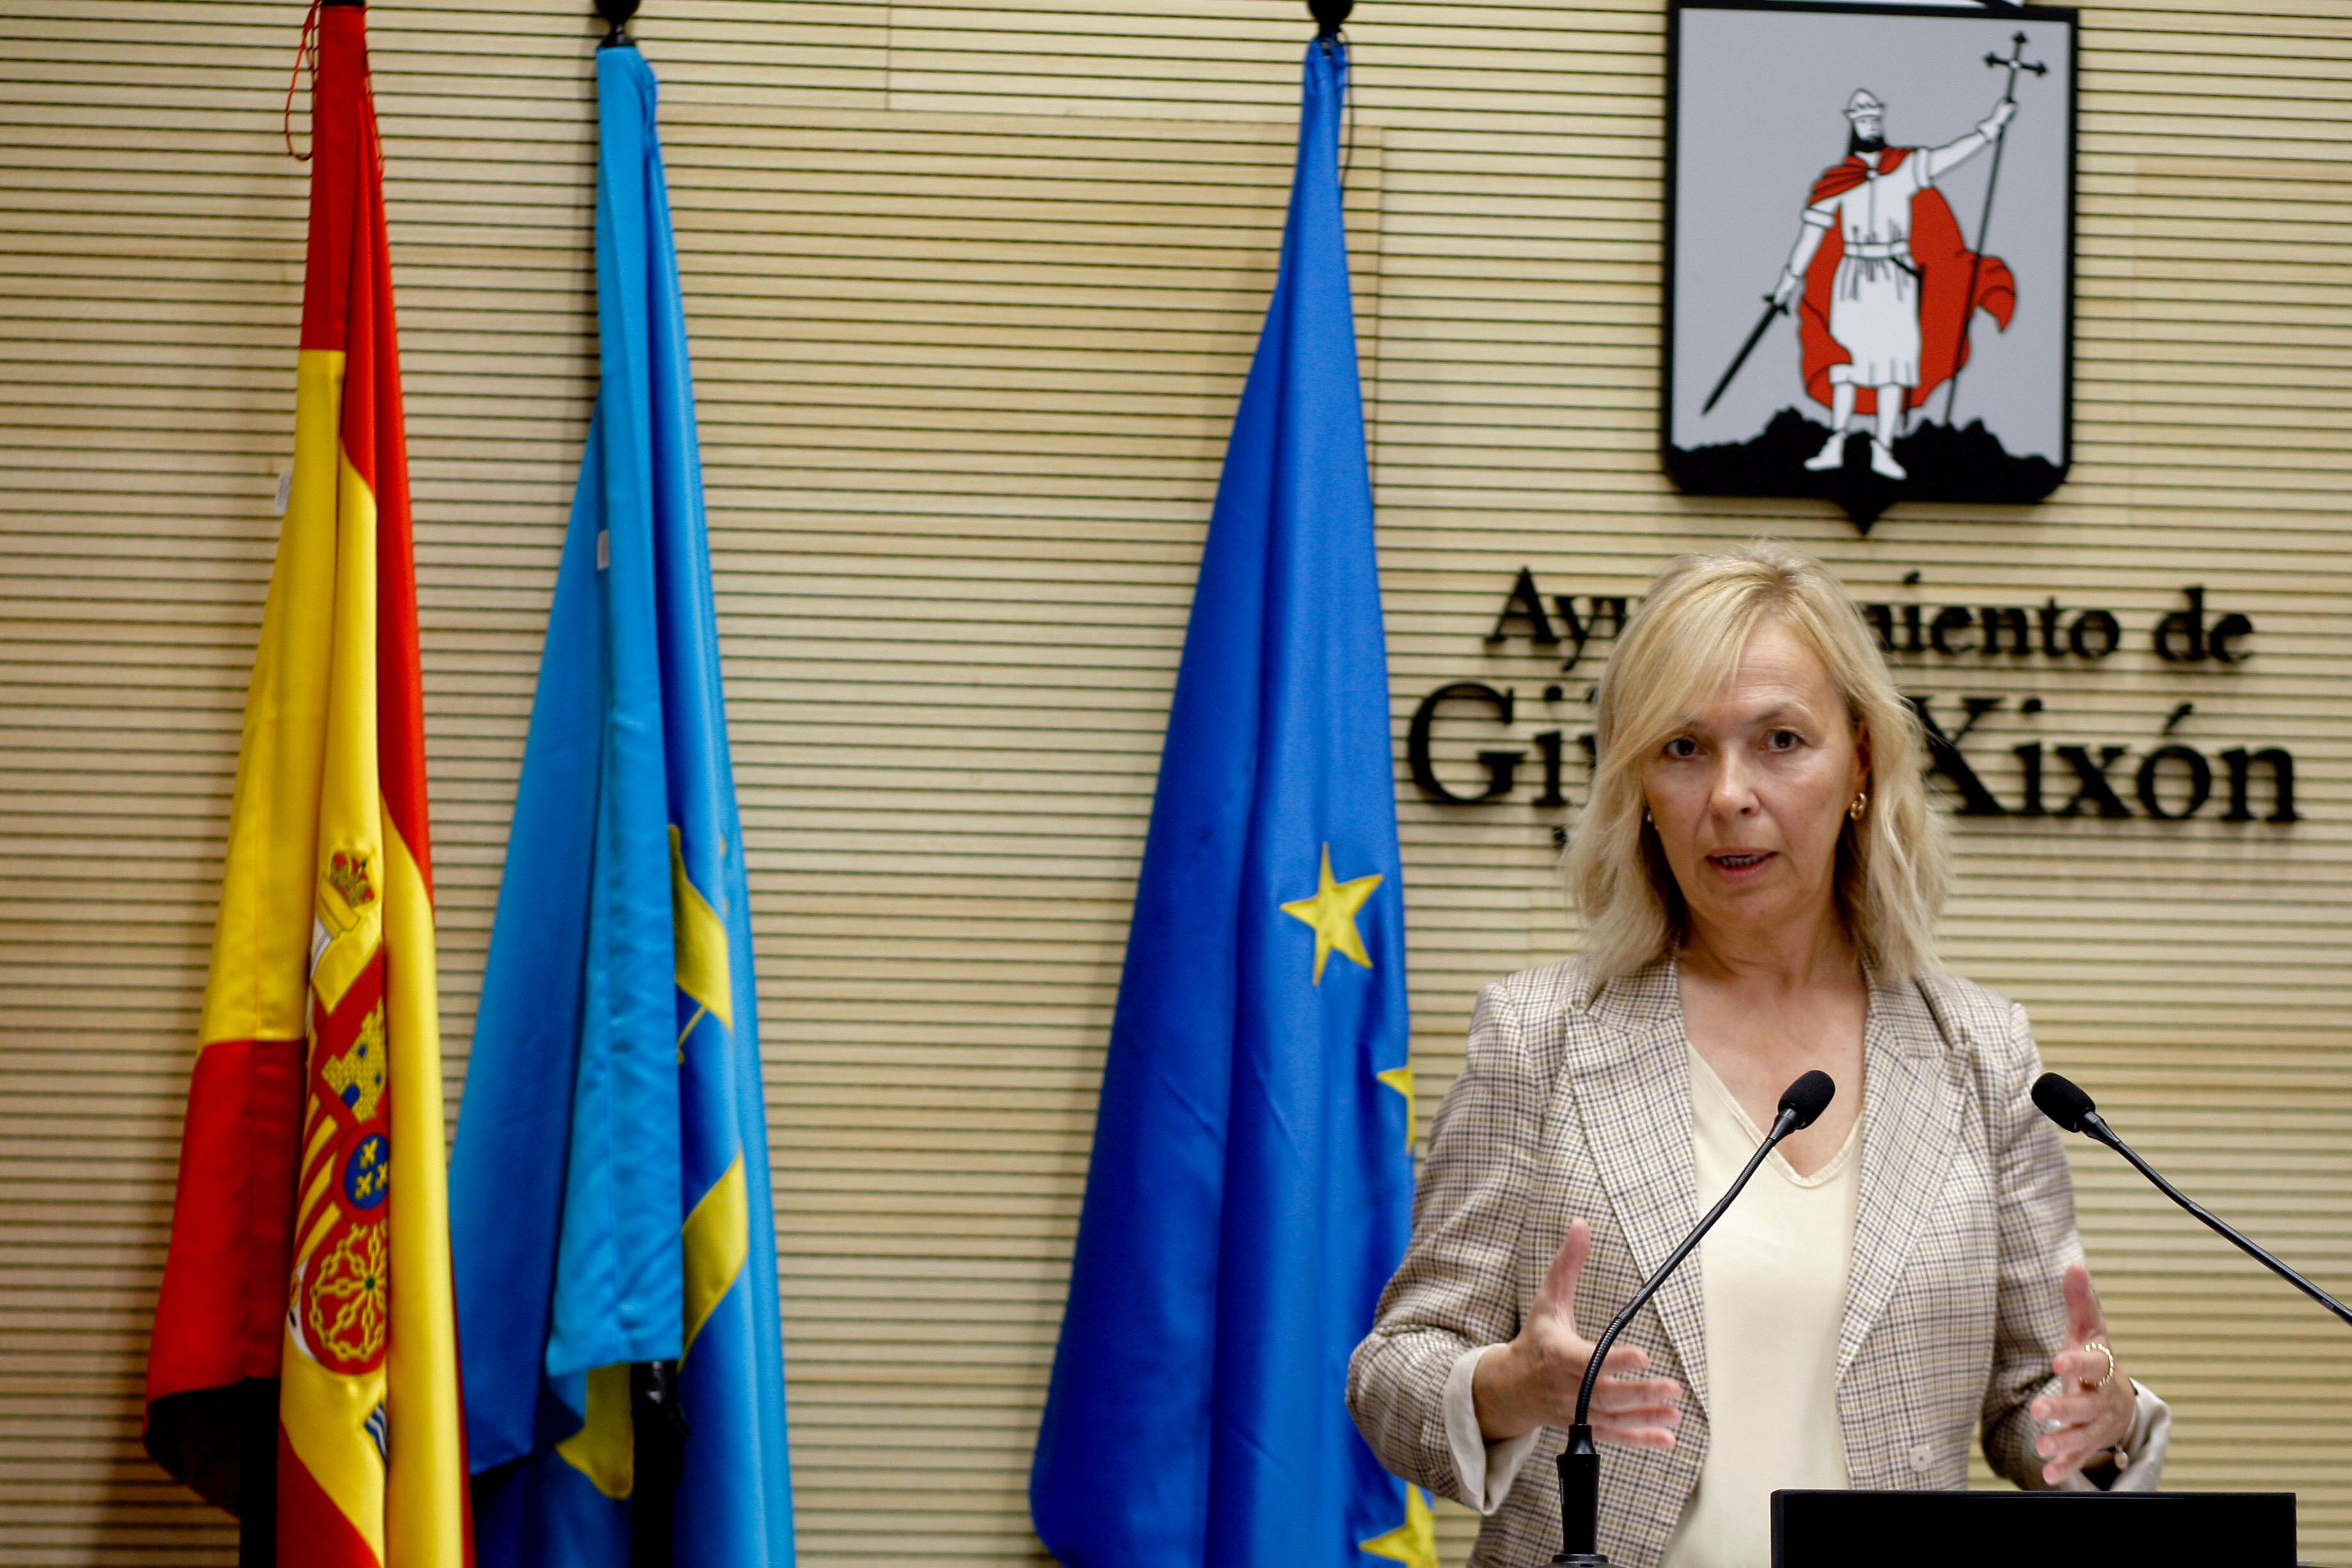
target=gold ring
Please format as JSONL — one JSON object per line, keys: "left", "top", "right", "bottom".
{"left": 2083, "top": 1341, "right": 2115, "bottom": 1390}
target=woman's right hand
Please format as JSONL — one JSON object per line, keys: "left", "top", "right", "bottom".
{"left": 1470, "top": 1217, "right": 1685, "bottom": 1448}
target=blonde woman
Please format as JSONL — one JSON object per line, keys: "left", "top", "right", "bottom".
{"left": 1347, "top": 542, "right": 2169, "bottom": 1568}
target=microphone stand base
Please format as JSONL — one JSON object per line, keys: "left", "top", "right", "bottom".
{"left": 1553, "top": 1424, "right": 1607, "bottom": 1566}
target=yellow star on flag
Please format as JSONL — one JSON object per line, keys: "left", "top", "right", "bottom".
{"left": 1359, "top": 1483, "right": 1439, "bottom": 1568}
{"left": 1279, "top": 843, "right": 1383, "bottom": 985}
{"left": 1376, "top": 1063, "right": 1415, "bottom": 1150}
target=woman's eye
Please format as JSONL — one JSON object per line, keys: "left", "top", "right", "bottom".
{"left": 1768, "top": 729, "right": 1803, "bottom": 751}
{"left": 1665, "top": 737, "right": 1698, "bottom": 759}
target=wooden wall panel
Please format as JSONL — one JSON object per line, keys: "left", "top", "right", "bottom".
{"left": 0, "top": 0, "right": 2346, "bottom": 1562}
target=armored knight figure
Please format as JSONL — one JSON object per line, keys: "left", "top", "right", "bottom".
{"left": 1772, "top": 87, "right": 2016, "bottom": 480}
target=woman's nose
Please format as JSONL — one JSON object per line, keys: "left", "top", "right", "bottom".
{"left": 1708, "top": 756, "right": 1759, "bottom": 814}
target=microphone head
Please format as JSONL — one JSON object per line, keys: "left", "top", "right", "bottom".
{"left": 1778, "top": 1070, "right": 1837, "bottom": 1131}
{"left": 2032, "top": 1072, "right": 2098, "bottom": 1133}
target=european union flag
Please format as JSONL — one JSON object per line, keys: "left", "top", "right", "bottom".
{"left": 448, "top": 39, "right": 796, "bottom": 1568}
{"left": 1029, "top": 40, "right": 1424, "bottom": 1568}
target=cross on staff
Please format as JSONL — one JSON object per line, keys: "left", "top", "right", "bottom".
{"left": 1943, "top": 31, "right": 2047, "bottom": 425}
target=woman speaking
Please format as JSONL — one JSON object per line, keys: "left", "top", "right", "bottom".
{"left": 1347, "top": 542, "right": 2170, "bottom": 1567}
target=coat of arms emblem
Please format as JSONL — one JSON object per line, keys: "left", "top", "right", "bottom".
{"left": 1663, "top": 0, "right": 2078, "bottom": 531}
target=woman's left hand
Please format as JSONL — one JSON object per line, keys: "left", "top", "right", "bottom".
{"left": 2028, "top": 1261, "right": 2136, "bottom": 1484}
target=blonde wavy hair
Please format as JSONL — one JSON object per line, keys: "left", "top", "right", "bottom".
{"left": 1564, "top": 540, "right": 1949, "bottom": 984}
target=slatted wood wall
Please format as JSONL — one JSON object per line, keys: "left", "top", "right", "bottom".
{"left": 0, "top": 0, "right": 2346, "bottom": 1562}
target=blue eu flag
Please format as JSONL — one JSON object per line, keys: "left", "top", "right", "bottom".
{"left": 448, "top": 40, "right": 796, "bottom": 1568}
{"left": 1029, "top": 40, "right": 1424, "bottom": 1568}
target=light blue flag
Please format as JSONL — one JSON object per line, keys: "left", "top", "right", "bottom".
{"left": 1030, "top": 40, "right": 1425, "bottom": 1568}
{"left": 449, "top": 38, "right": 796, "bottom": 1568}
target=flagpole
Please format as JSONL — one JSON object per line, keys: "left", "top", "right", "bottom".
{"left": 630, "top": 1360, "right": 689, "bottom": 1568}
{"left": 579, "top": 17, "right": 691, "bottom": 1564}
{"left": 572, "top": 13, "right": 690, "bottom": 1563}
{"left": 597, "top": 0, "right": 639, "bottom": 45}
{"left": 235, "top": 1381, "right": 276, "bottom": 1568}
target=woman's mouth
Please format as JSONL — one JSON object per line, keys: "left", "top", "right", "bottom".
{"left": 1707, "top": 851, "right": 1776, "bottom": 879}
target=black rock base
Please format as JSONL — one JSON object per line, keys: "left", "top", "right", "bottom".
{"left": 1666, "top": 407, "right": 2065, "bottom": 531}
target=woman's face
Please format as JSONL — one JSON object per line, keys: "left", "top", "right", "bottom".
{"left": 1640, "top": 618, "right": 1868, "bottom": 953}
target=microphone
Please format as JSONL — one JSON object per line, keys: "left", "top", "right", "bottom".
{"left": 2027, "top": 1072, "right": 2097, "bottom": 1134}
{"left": 2032, "top": 1072, "right": 2352, "bottom": 1330}
{"left": 1550, "top": 1070, "right": 1837, "bottom": 1567}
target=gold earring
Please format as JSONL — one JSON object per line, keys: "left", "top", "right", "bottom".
{"left": 1848, "top": 791, "right": 1869, "bottom": 822}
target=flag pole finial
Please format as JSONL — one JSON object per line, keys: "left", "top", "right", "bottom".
{"left": 595, "top": 0, "right": 640, "bottom": 47}
{"left": 1309, "top": 0, "right": 1352, "bottom": 43}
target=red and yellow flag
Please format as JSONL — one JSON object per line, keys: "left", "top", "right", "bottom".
{"left": 145, "top": 4, "right": 469, "bottom": 1562}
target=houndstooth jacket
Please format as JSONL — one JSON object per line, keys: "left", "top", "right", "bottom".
{"left": 1347, "top": 956, "right": 2104, "bottom": 1567}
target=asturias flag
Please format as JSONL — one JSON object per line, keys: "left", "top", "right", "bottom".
{"left": 1029, "top": 40, "right": 1427, "bottom": 1568}
{"left": 143, "top": 3, "right": 473, "bottom": 1563}
{"left": 448, "top": 35, "right": 796, "bottom": 1568}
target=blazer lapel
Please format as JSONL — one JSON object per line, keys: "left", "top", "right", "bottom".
{"left": 1835, "top": 972, "right": 1959, "bottom": 1380}
{"left": 1559, "top": 961, "right": 1712, "bottom": 1414}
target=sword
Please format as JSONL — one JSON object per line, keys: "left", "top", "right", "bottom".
{"left": 1700, "top": 293, "right": 1789, "bottom": 416}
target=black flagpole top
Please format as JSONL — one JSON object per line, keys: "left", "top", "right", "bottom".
{"left": 1310, "top": 0, "right": 1352, "bottom": 42}
{"left": 597, "top": 0, "right": 640, "bottom": 47}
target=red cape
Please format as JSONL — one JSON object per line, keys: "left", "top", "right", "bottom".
{"left": 1800, "top": 148, "right": 2016, "bottom": 414}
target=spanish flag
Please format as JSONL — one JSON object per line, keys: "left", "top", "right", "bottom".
{"left": 143, "top": 3, "right": 471, "bottom": 1563}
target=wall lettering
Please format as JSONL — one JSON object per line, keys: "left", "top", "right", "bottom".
{"left": 1410, "top": 571, "right": 2298, "bottom": 826}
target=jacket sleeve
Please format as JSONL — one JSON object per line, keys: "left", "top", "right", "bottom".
{"left": 1347, "top": 979, "right": 1543, "bottom": 1505}
{"left": 1978, "top": 1000, "right": 2081, "bottom": 1489}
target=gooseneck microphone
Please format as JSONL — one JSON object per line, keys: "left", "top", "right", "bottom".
{"left": 1550, "top": 1069, "right": 1837, "bottom": 1567}
{"left": 2032, "top": 1072, "right": 2352, "bottom": 1330}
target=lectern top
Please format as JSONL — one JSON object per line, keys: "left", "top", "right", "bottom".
{"left": 1772, "top": 1489, "right": 2297, "bottom": 1568}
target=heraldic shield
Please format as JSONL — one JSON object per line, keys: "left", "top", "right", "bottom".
{"left": 1661, "top": 0, "right": 2078, "bottom": 531}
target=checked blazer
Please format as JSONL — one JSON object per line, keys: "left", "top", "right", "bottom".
{"left": 1347, "top": 957, "right": 2092, "bottom": 1567}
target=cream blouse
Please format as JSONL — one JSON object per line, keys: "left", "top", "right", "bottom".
{"left": 1437, "top": 1047, "right": 1860, "bottom": 1564}
{"left": 1659, "top": 1046, "right": 1862, "bottom": 1568}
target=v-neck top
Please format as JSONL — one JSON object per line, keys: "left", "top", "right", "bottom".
{"left": 1660, "top": 1045, "right": 1863, "bottom": 1568}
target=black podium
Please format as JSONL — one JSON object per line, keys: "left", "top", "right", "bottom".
{"left": 1772, "top": 1489, "right": 2298, "bottom": 1567}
